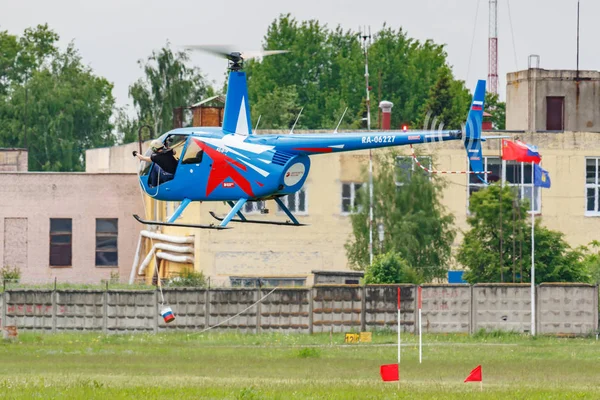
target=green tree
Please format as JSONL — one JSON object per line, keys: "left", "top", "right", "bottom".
{"left": 246, "top": 16, "right": 465, "bottom": 130}
{"left": 364, "top": 252, "right": 420, "bottom": 284}
{"left": 0, "top": 24, "right": 59, "bottom": 94}
{"left": 582, "top": 241, "right": 600, "bottom": 283}
{"left": 345, "top": 151, "right": 456, "bottom": 282}
{"left": 417, "top": 66, "right": 471, "bottom": 130}
{"left": 485, "top": 92, "right": 506, "bottom": 130}
{"left": 457, "top": 185, "right": 589, "bottom": 283}
{"left": 0, "top": 26, "right": 115, "bottom": 171}
{"left": 127, "top": 43, "right": 213, "bottom": 139}
{"left": 250, "top": 85, "right": 301, "bottom": 130}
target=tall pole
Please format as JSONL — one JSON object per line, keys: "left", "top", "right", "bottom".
{"left": 397, "top": 287, "right": 401, "bottom": 366}
{"left": 418, "top": 286, "right": 422, "bottom": 364}
{"left": 24, "top": 74, "right": 28, "bottom": 151}
{"left": 576, "top": 0, "right": 580, "bottom": 79}
{"left": 360, "top": 27, "right": 373, "bottom": 266}
{"left": 488, "top": 0, "right": 499, "bottom": 94}
{"left": 530, "top": 163, "right": 536, "bottom": 336}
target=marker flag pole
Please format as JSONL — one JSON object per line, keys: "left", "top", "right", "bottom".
{"left": 397, "top": 287, "right": 401, "bottom": 365}
{"left": 418, "top": 286, "right": 422, "bottom": 364}
{"left": 397, "top": 287, "right": 401, "bottom": 389}
{"left": 531, "top": 162, "right": 536, "bottom": 336}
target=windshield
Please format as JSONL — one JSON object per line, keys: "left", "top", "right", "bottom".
{"left": 138, "top": 134, "right": 188, "bottom": 177}
{"left": 139, "top": 147, "right": 153, "bottom": 176}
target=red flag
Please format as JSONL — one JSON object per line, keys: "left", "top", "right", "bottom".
{"left": 501, "top": 139, "right": 541, "bottom": 164}
{"left": 380, "top": 364, "right": 399, "bottom": 381}
{"left": 464, "top": 365, "right": 482, "bottom": 382}
{"left": 397, "top": 287, "right": 401, "bottom": 310}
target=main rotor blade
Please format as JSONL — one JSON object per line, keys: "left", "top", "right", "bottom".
{"left": 239, "top": 50, "right": 289, "bottom": 60}
{"left": 183, "top": 44, "right": 234, "bottom": 58}
{"left": 183, "top": 45, "right": 288, "bottom": 61}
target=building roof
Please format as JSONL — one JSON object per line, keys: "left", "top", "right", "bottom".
{"left": 189, "top": 95, "right": 225, "bottom": 108}
{"left": 311, "top": 270, "right": 364, "bottom": 277}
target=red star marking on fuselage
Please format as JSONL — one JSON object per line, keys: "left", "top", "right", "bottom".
{"left": 194, "top": 138, "right": 254, "bottom": 197}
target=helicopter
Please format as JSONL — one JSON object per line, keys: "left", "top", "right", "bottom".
{"left": 133, "top": 46, "right": 489, "bottom": 229}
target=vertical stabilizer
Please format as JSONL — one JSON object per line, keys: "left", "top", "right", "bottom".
{"left": 223, "top": 71, "right": 252, "bottom": 136}
{"left": 464, "top": 80, "right": 486, "bottom": 181}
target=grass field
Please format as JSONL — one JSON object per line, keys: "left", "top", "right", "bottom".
{"left": 1, "top": 330, "right": 600, "bottom": 399}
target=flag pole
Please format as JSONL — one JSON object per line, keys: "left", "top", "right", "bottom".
{"left": 397, "top": 287, "right": 401, "bottom": 365}
{"left": 397, "top": 287, "right": 401, "bottom": 389}
{"left": 418, "top": 286, "right": 422, "bottom": 364}
{"left": 530, "top": 162, "right": 536, "bottom": 336}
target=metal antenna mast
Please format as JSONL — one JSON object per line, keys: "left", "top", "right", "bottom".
{"left": 576, "top": 0, "right": 580, "bottom": 80}
{"left": 359, "top": 26, "right": 374, "bottom": 266}
{"left": 488, "top": 0, "right": 498, "bottom": 94}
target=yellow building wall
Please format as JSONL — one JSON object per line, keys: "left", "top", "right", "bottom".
{"left": 125, "top": 132, "right": 600, "bottom": 285}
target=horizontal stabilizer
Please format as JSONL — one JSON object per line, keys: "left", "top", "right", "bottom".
{"left": 481, "top": 135, "right": 510, "bottom": 141}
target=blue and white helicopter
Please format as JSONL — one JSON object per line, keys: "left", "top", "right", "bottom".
{"left": 134, "top": 47, "right": 488, "bottom": 229}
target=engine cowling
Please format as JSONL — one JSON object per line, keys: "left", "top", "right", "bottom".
{"left": 278, "top": 154, "right": 311, "bottom": 194}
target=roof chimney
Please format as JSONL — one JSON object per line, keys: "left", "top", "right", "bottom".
{"left": 379, "top": 101, "right": 393, "bottom": 130}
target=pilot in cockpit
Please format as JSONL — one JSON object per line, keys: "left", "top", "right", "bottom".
{"left": 134, "top": 139, "right": 178, "bottom": 186}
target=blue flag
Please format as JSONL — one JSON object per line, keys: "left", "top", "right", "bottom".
{"left": 534, "top": 164, "right": 551, "bottom": 188}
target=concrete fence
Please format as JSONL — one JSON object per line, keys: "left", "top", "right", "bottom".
{"left": 0, "top": 284, "right": 597, "bottom": 336}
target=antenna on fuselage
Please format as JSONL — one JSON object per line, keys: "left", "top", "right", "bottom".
{"left": 333, "top": 107, "right": 348, "bottom": 134}
{"left": 254, "top": 114, "right": 262, "bottom": 132}
{"left": 289, "top": 107, "right": 304, "bottom": 134}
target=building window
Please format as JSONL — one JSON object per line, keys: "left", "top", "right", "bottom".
{"left": 546, "top": 96, "right": 564, "bottom": 130}
{"left": 49, "top": 218, "right": 72, "bottom": 267}
{"left": 96, "top": 218, "right": 118, "bottom": 266}
{"left": 467, "top": 157, "right": 540, "bottom": 213}
{"left": 230, "top": 277, "right": 306, "bottom": 288}
{"left": 244, "top": 200, "right": 266, "bottom": 214}
{"left": 396, "top": 155, "right": 431, "bottom": 186}
{"left": 341, "top": 182, "right": 363, "bottom": 214}
{"left": 278, "top": 187, "right": 307, "bottom": 214}
{"left": 468, "top": 156, "right": 502, "bottom": 196}
{"left": 505, "top": 161, "right": 540, "bottom": 212}
{"left": 586, "top": 157, "right": 600, "bottom": 216}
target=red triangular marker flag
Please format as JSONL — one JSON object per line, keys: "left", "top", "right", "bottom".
{"left": 380, "top": 364, "right": 399, "bottom": 381}
{"left": 464, "top": 365, "right": 482, "bottom": 382}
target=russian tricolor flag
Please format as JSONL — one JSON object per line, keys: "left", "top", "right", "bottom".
{"left": 471, "top": 100, "right": 483, "bottom": 111}
{"left": 161, "top": 307, "right": 175, "bottom": 323}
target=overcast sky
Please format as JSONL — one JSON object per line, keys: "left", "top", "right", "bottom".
{"left": 1, "top": 0, "right": 596, "bottom": 114}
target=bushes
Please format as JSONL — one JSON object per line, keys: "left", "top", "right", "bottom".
{"left": 0, "top": 265, "right": 21, "bottom": 283}
{"left": 364, "top": 252, "right": 421, "bottom": 284}
{"left": 167, "top": 269, "right": 206, "bottom": 288}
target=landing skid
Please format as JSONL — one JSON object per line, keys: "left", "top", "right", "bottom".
{"left": 209, "top": 212, "right": 307, "bottom": 227}
{"left": 133, "top": 214, "right": 228, "bottom": 230}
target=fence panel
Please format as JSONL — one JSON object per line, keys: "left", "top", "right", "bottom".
{"left": 538, "top": 284, "right": 598, "bottom": 336}
{"left": 364, "top": 285, "right": 415, "bottom": 333}
{"left": 159, "top": 289, "right": 207, "bottom": 331}
{"left": 106, "top": 291, "right": 155, "bottom": 333}
{"left": 421, "top": 285, "right": 471, "bottom": 334}
{"left": 55, "top": 290, "right": 104, "bottom": 332}
{"left": 208, "top": 289, "right": 258, "bottom": 332}
{"left": 312, "top": 286, "right": 362, "bottom": 333}
{"left": 472, "top": 284, "right": 531, "bottom": 333}
{"left": 259, "top": 288, "right": 310, "bottom": 333}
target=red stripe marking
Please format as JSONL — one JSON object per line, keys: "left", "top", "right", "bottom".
{"left": 195, "top": 139, "right": 254, "bottom": 197}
